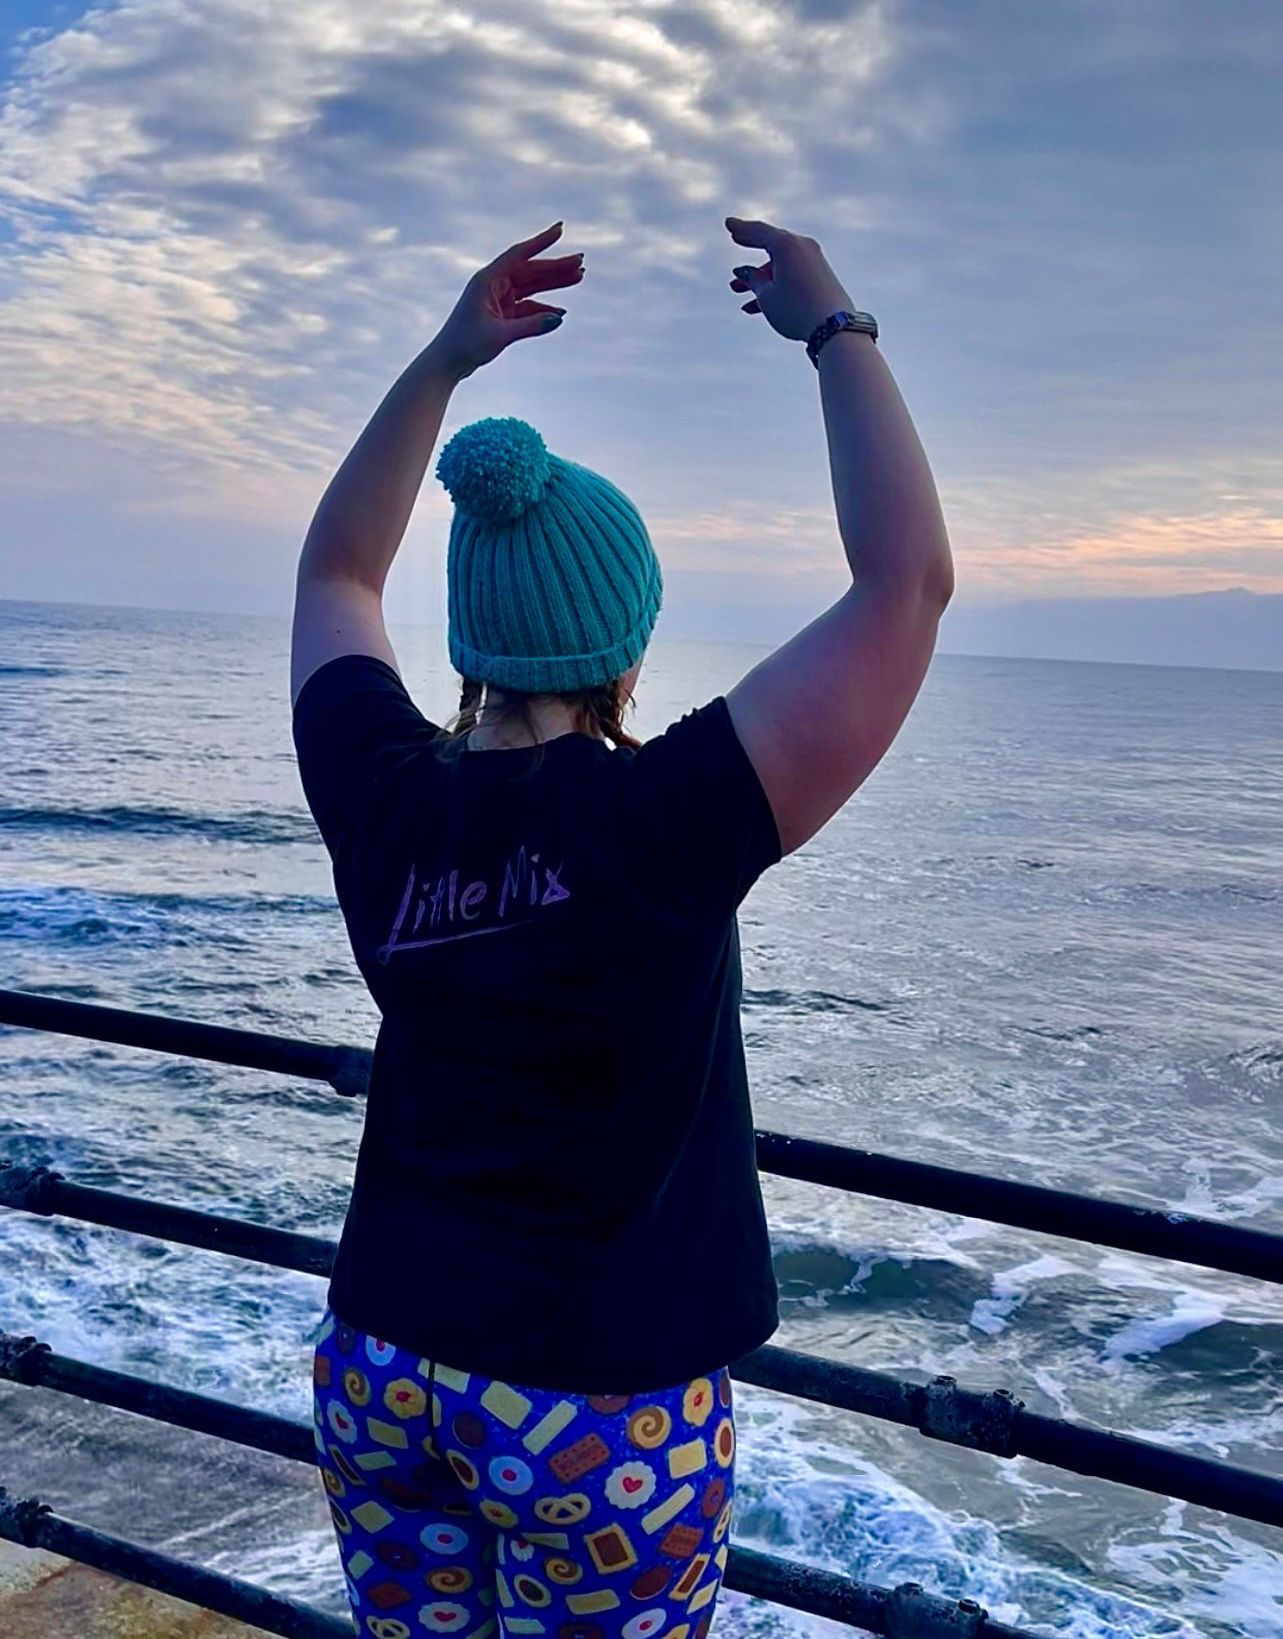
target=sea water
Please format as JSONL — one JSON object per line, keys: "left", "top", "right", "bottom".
{"left": 1, "top": 596, "right": 1280, "bottom": 1637}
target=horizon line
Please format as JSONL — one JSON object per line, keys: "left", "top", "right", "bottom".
{"left": 1, "top": 591, "right": 1279, "bottom": 679}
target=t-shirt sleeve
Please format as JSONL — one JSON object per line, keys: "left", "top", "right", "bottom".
{"left": 292, "top": 654, "right": 438, "bottom": 855}
{"left": 627, "top": 694, "right": 783, "bottom": 920}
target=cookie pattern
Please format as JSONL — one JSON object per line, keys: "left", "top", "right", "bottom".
{"left": 312, "top": 1306, "right": 734, "bottom": 1637}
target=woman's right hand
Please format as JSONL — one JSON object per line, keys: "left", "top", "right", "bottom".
{"left": 725, "top": 216, "right": 857, "bottom": 344}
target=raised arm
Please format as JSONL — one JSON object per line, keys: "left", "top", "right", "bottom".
{"left": 290, "top": 341, "right": 458, "bottom": 707}
{"left": 290, "top": 221, "right": 582, "bottom": 707}
{"left": 721, "top": 216, "right": 955, "bottom": 856}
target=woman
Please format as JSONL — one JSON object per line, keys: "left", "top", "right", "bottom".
{"left": 293, "top": 216, "right": 953, "bottom": 1638}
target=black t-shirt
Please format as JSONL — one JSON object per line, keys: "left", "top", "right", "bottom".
{"left": 292, "top": 653, "right": 783, "bottom": 1393}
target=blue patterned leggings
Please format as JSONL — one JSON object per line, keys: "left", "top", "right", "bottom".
{"left": 312, "top": 1306, "right": 736, "bottom": 1639}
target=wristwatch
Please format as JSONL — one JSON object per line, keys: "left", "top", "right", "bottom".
{"left": 806, "top": 309, "right": 878, "bottom": 368}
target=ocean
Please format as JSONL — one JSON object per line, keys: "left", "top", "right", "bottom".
{"left": 1, "top": 595, "right": 1280, "bottom": 1638}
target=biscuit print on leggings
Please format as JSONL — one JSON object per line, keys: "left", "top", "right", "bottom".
{"left": 312, "top": 1307, "right": 735, "bottom": 1638}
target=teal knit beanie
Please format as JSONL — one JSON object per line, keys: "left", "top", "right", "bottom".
{"left": 435, "top": 416, "right": 663, "bottom": 693}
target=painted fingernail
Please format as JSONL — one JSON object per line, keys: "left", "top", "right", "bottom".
{"left": 733, "top": 267, "right": 751, "bottom": 281}
{"left": 542, "top": 314, "right": 563, "bottom": 331}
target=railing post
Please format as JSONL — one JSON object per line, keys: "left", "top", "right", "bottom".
{"left": 921, "top": 1376, "right": 1024, "bottom": 1457}
{"left": 0, "top": 1162, "right": 63, "bottom": 1214}
{"left": 0, "top": 1487, "right": 52, "bottom": 1548}
{"left": 885, "top": 1582, "right": 988, "bottom": 1636}
{"left": 0, "top": 1333, "right": 51, "bottom": 1384}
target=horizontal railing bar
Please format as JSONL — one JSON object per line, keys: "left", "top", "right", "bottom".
{"left": 4, "top": 986, "right": 1281, "bottom": 1286}
{"left": 0, "top": 1333, "right": 314, "bottom": 1465}
{"left": 0, "top": 986, "right": 370, "bottom": 1096}
{"left": 0, "top": 1163, "right": 335, "bottom": 1278}
{"left": 737, "top": 1344, "right": 1283, "bottom": 1531}
{"left": 0, "top": 1350, "right": 1040, "bottom": 1639}
{"left": 755, "top": 1131, "right": 1283, "bottom": 1286}
{"left": 727, "top": 1545, "right": 1035, "bottom": 1638}
{"left": 6, "top": 1152, "right": 1283, "bottom": 1534}
{"left": 0, "top": 1486, "right": 348, "bottom": 1638}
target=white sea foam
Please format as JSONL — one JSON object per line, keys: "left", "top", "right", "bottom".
{"left": 1029, "top": 1366, "right": 1078, "bottom": 1422}
{"left": 1173, "top": 1169, "right": 1283, "bottom": 1221}
{"left": 765, "top": 1200, "right": 993, "bottom": 1292}
{"left": 1100, "top": 1293, "right": 1228, "bottom": 1362}
{"left": 970, "top": 1254, "right": 1078, "bottom": 1336}
{"left": 1089, "top": 1250, "right": 1283, "bottom": 1364}
{"left": 1109, "top": 1503, "right": 1283, "bottom": 1639}
{"left": 727, "top": 1388, "right": 1218, "bottom": 1638}
{"left": 1093, "top": 1253, "right": 1207, "bottom": 1294}
{"left": 1119, "top": 1406, "right": 1283, "bottom": 1464}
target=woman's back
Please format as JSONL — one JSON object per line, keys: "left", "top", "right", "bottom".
{"left": 294, "top": 653, "right": 783, "bottom": 1394}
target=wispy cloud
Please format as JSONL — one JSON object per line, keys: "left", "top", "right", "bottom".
{"left": 0, "top": 0, "right": 1279, "bottom": 630}
{"left": 0, "top": 0, "right": 894, "bottom": 478}
{"left": 942, "top": 454, "right": 1283, "bottom": 598}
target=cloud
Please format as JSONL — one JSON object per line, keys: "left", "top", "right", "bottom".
{"left": 960, "top": 508, "right": 1283, "bottom": 598}
{"left": 941, "top": 453, "right": 1283, "bottom": 598}
{"left": 0, "top": 0, "right": 1279, "bottom": 626}
{"left": 0, "top": 0, "right": 900, "bottom": 494}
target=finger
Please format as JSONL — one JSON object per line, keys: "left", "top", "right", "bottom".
{"left": 725, "top": 215, "right": 785, "bottom": 251}
{"left": 742, "top": 300, "right": 761, "bottom": 314}
{"left": 512, "top": 299, "right": 568, "bottom": 318}
{"left": 513, "top": 251, "right": 584, "bottom": 277}
{"left": 512, "top": 261, "right": 585, "bottom": 295}
{"left": 489, "top": 221, "right": 565, "bottom": 272}
{"left": 511, "top": 312, "right": 564, "bottom": 341}
{"left": 519, "top": 249, "right": 583, "bottom": 266}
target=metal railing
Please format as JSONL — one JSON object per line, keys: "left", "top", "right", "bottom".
{"left": 2, "top": 985, "right": 1281, "bottom": 1638}
{"left": 5, "top": 987, "right": 1279, "bottom": 1285}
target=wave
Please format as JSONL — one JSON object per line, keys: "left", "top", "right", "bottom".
{"left": 1224, "top": 1041, "right": 1283, "bottom": 1085}
{"left": 731, "top": 1392, "right": 1248, "bottom": 1637}
{"left": 0, "top": 884, "right": 337, "bottom": 947}
{"left": 744, "top": 987, "right": 893, "bottom": 1015}
{"left": 1101, "top": 1307, "right": 1283, "bottom": 1371}
{"left": 771, "top": 1235, "right": 991, "bottom": 1316}
{"left": 970, "top": 1254, "right": 1079, "bottom": 1335}
{"left": 1116, "top": 878, "right": 1282, "bottom": 906}
{"left": 0, "top": 803, "right": 315, "bottom": 846}
{"left": 775, "top": 1235, "right": 1283, "bottom": 1378}
{"left": 1018, "top": 1023, "right": 1106, "bottom": 1043}
{"left": 0, "top": 664, "right": 64, "bottom": 678}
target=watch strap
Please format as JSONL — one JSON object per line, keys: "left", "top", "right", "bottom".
{"left": 806, "top": 309, "right": 878, "bottom": 368}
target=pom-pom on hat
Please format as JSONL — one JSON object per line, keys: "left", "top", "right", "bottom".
{"left": 436, "top": 416, "right": 663, "bottom": 694}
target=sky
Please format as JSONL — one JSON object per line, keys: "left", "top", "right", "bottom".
{"left": 0, "top": 0, "right": 1280, "bottom": 661}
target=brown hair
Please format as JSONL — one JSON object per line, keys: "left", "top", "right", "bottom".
{"left": 436, "top": 674, "right": 643, "bottom": 763}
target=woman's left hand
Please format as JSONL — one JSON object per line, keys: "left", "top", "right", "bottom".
{"left": 431, "top": 221, "right": 584, "bottom": 380}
